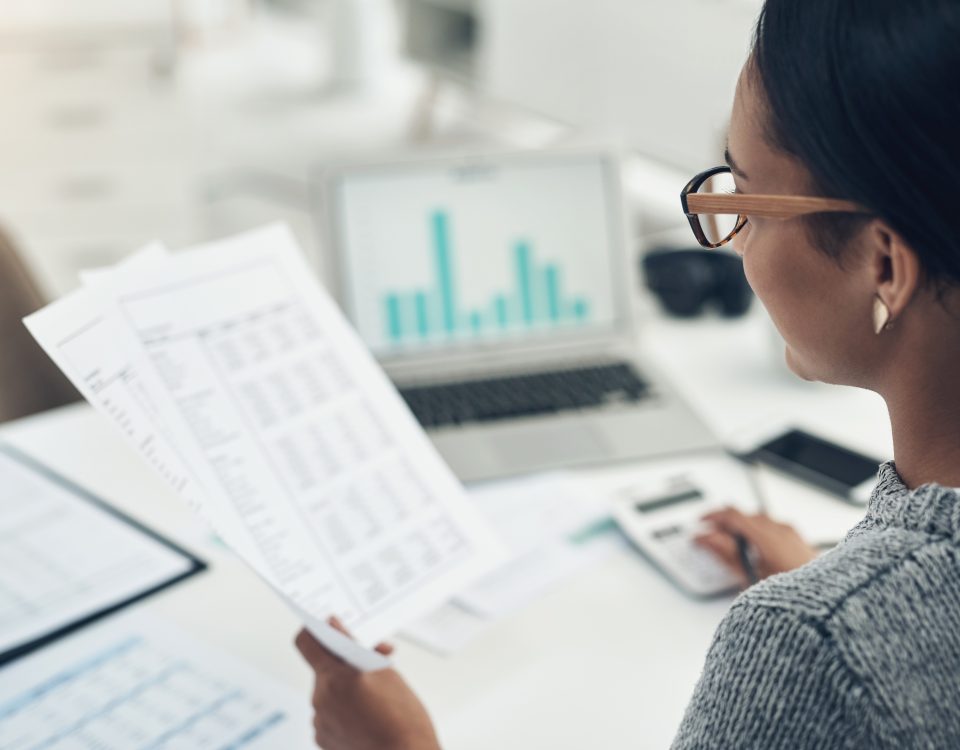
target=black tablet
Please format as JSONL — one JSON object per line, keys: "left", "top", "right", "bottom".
{"left": 0, "top": 444, "right": 205, "bottom": 666}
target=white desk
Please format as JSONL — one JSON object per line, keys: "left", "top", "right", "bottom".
{"left": 0, "top": 307, "right": 890, "bottom": 750}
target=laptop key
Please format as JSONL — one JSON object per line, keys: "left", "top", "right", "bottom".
{"left": 399, "top": 363, "right": 651, "bottom": 429}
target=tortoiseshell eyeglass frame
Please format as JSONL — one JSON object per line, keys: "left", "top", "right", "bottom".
{"left": 680, "top": 165, "right": 868, "bottom": 249}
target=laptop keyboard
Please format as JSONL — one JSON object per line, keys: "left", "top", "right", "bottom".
{"left": 398, "top": 362, "right": 652, "bottom": 429}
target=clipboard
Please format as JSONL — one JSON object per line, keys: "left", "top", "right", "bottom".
{"left": 0, "top": 444, "right": 205, "bottom": 666}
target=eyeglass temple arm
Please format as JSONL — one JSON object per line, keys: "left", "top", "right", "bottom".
{"left": 685, "top": 193, "right": 864, "bottom": 219}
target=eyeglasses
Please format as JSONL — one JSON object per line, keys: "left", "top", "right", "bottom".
{"left": 680, "top": 165, "right": 867, "bottom": 249}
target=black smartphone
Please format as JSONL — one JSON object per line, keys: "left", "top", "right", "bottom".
{"left": 744, "top": 428, "right": 882, "bottom": 504}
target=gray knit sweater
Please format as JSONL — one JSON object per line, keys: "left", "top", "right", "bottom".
{"left": 672, "top": 463, "right": 960, "bottom": 749}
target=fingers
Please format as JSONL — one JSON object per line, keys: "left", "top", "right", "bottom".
{"left": 295, "top": 619, "right": 395, "bottom": 671}
{"left": 694, "top": 530, "right": 747, "bottom": 584}
{"left": 329, "top": 616, "right": 395, "bottom": 656}
{"left": 701, "top": 507, "right": 767, "bottom": 542}
{"left": 295, "top": 628, "right": 337, "bottom": 669}
{"left": 294, "top": 624, "right": 353, "bottom": 672}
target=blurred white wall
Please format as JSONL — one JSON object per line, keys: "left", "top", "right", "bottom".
{"left": 0, "top": 0, "right": 173, "bottom": 36}
{"left": 479, "top": 0, "right": 761, "bottom": 170}
{"left": 0, "top": 0, "right": 759, "bottom": 296}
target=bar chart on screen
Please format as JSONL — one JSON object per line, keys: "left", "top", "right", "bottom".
{"left": 335, "top": 156, "right": 620, "bottom": 354}
{"left": 382, "top": 210, "right": 593, "bottom": 345}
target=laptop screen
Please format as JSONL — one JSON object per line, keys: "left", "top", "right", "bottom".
{"left": 331, "top": 154, "right": 625, "bottom": 357}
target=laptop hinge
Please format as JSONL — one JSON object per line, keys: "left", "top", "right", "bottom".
{"left": 382, "top": 335, "right": 636, "bottom": 383}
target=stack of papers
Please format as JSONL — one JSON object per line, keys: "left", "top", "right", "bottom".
{"left": 402, "top": 472, "right": 626, "bottom": 655}
{"left": 457, "top": 473, "right": 620, "bottom": 617}
{"left": 24, "top": 225, "right": 505, "bottom": 670}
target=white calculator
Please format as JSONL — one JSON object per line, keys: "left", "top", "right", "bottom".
{"left": 612, "top": 475, "right": 744, "bottom": 597}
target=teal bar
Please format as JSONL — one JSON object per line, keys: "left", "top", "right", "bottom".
{"left": 429, "top": 291, "right": 444, "bottom": 336}
{"left": 432, "top": 211, "right": 457, "bottom": 335}
{"left": 385, "top": 294, "right": 403, "bottom": 342}
{"left": 515, "top": 241, "right": 534, "bottom": 324}
{"left": 494, "top": 294, "right": 509, "bottom": 329}
{"left": 414, "top": 292, "right": 430, "bottom": 338}
{"left": 469, "top": 311, "right": 483, "bottom": 333}
{"left": 572, "top": 298, "right": 589, "bottom": 321}
{"left": 544, "top": 265, "right": 561, "bottom": 322}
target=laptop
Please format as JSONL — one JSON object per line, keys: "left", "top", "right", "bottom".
{"left": 319, "top": 150, "right": 717, "bottom": 482}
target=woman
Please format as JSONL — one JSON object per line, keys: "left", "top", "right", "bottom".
{"left": 294, "top": 0, "right": 960, "bottom": 746}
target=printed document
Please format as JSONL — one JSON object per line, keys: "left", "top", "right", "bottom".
{"left": 24, "top": 225, "right": 504, "bottom": 670}
{"left": 0, "top": 611, "right": 313, "bottom": 749}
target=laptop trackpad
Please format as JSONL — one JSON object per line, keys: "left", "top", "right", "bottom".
{"left": 493, "top": 424, "right": 610, "bottom": 467}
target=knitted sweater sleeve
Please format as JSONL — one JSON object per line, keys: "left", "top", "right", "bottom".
{"left": 670, "top": 601, "right": 872, "bottom": 750}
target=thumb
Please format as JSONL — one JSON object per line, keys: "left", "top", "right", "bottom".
{"left": 294, "top": 627, "right": 350, "bottom": 671}
{"left": 328, "top": 615, "right": 394, "bottom": 655}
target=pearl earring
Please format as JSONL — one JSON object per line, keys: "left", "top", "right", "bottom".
{"left": 873, "top": 296, "right": 892, "bottom": 335}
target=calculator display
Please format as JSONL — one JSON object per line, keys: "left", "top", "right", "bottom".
{"left": 635, "top": 488, "right": 703, "bottom": 514}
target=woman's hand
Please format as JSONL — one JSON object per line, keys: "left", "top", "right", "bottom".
{"left": 295, "top": 619, "right": 441, "bottom": 750}
{"left": 694, "top": 507, "right": 819, "bottom": 585}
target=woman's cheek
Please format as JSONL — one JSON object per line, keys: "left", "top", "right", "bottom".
{"left": 737, "top": 229, "right": 767, "bottom": 298}
{"left": 739, "top": 228, "right": 788, "bottom": 331}
{"left": 730, "top": 220, "right": 751, "bottom": 258}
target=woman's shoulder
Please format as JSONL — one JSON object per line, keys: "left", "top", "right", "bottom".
{"left": 699, "top": 519, "right": 960, "bottom": 749}
{"left": 737, "top": 519, "right": 951, "bottom": 627}
{"left": 679, "top": 570, "right": 876, "bottom": 750}
{"left": 699, "top": 532, "right": 926, "bottom": 708}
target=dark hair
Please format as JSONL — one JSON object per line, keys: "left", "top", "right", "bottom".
{"left": 752, "top": 0, "right": 960, "bottom": 285}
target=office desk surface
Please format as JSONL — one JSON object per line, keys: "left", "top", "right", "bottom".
{"left": 0, "top": 309, "right": 889, "bottom": 750}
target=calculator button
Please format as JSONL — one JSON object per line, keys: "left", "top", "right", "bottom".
{"left": 657, "top": 534, "right": 740, "bottom": 592}
{"left": 652, "top": 525, "right": 682, "bottom": 540}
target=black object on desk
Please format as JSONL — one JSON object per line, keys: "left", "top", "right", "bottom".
{"left": 738, "top": 427, "right": 882, "bottom": 504}
{"left": 642, "top": 247, "right": 753, "bottom": 318}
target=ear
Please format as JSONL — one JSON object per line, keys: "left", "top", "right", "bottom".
{"left": 866, "top": 221, "right": 922, "bottom": 320}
